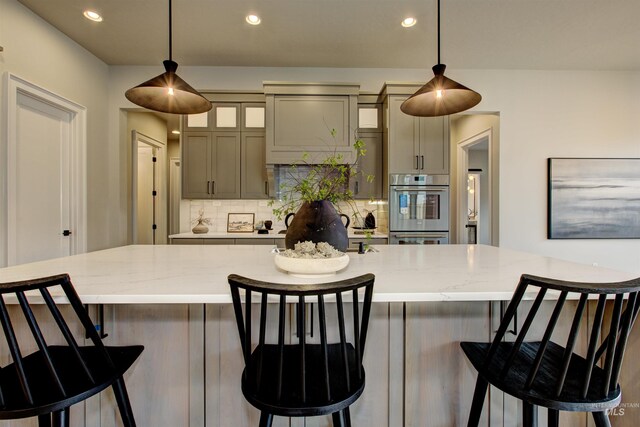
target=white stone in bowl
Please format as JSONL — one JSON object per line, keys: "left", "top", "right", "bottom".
{"left": 274, "top": 254, "right": 350, "bottom": 278}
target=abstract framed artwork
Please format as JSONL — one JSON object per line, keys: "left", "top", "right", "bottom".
{"left": 227, "top": 213, "right": 255, "bottom": 233}
{"left": 547, "top": 158, "right": 640, "bottom": 239}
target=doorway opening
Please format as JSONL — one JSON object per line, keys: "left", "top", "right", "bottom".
{"left": 452, "top": 114, "right": 499, "bottom": 246}
{"left": 131, "top": 131, "right": 167, "bottom": 244}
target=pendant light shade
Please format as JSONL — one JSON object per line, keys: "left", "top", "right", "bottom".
{"left": 125, "top": 0, "right": 211, "bottom": 115}
{"left": 401, "top": 0, "right": 481, "bottom": 117}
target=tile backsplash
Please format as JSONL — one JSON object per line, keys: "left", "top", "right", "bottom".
{"left": 180, "top": 199, "right": 388, "bottom": 234}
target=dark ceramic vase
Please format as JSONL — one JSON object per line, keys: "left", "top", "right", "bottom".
{"left": 284, "top": 200, "right": 350, "bottom": 251}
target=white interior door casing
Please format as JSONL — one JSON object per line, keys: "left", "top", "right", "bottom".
{"left": 4, "top": 74, "right": 87, "bottom": 267}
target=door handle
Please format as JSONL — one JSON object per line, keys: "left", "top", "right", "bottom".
{"left": 207, "top": 181, "right": 210, "bottom": 194}
{"left": 415, "top": 155, "right": 419, "bottom": 170}
{"left": 420, "top": 155, "right": 425, "bottom": 170}
{"left": 355, "top": 181, "right": 359, "bottom": 195}
{"left": 264, "top": 181, "right": 269, "bottom": 196}
{"left": 212, "top": 181, "right": 215, "bottom": 195}
{"left": 62, "top": 230, "right": 72, "bottom": 236}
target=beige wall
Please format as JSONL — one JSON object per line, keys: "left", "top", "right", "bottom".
{"left": 0, "top": 0, "right": 110, "bottom": 265}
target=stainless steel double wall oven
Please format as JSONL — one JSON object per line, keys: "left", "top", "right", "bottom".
{"left": 389, "top": 174, "right": 449, "bottom": 244}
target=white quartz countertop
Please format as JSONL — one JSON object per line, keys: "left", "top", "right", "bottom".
{"left": 0, "top": 245, "right": 634, "bottom": 304}
{"left": 168, "top": 231, "right": 388, "bottom": 239}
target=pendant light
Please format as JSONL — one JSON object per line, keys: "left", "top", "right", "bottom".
{"left": 125, "top": 0, "right": 212, "bottom": 114}
{"left": 401, "top": 0, "right": 481, "bottom": 117}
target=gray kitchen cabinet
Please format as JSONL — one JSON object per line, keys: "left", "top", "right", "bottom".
{"left": 352, "top": 132, "right": 382, "bottom": 200}
{"left": 183, "top": 102, "right": 241, "bottom": 132}
{"left": 210, "top": 132, "right": 241, "bottom": 198}
{"left": 241, "top": 132, "right": 268, "bottom": 199}
{"left": 181, "top": 131, "right": 241, "bottom": 199}
{"left": 181, "top": 132, "right": 211, "bottom": 199}
{"left": 182, "top": 101, "right": 266, "bottom": 200}
{"left": 264, "top": 82, "right": 360, "bottom": 164}
{"left": 386, "top": 95, "right": 449, "bottom": 175}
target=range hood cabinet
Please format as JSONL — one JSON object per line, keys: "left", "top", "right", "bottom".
{"left": 264, "top": 82, "right": 360, "bottom": 165}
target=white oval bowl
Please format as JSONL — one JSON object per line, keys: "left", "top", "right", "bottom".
{"left": 274, "top": 253, "right": 350, "bottom": 278}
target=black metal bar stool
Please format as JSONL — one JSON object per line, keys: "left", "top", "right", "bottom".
{"left": 0, "top": 274, "right": 144, "bottom": 426}
{"left": 227, "top": 273, "right": 375, "bottom": 427}
{"left": 461, "top": 274, "right": 640, "bottom": 427}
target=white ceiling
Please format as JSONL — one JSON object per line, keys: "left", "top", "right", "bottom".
{"left": 17, "top": 0, "right": 640, "bottom": 71}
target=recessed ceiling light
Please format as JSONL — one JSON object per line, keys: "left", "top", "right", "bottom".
{"left": 246, "top": 14, "right": 261, "bottom": 25}
{"left": 83, "top": 10, "right": 103, "bottom": 22}
{"left": 401, "top": 17, "right": 417, "bottom": 28}
{"left": 171, "top": 130, "right": 180, "bottom": 135}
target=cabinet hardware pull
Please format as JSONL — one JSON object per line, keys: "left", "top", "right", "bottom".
{"left": 355, "top": 181, "right": 359, "bottom": 194}
{"left": 415, "top": 155, "right": 419, "bottom": 170}
{"left": 421, "top": 155, "right": 425, "bottom": 170}
{"left": 265, "top": 181, "right": 268, "bottom": 196}
{"left": 207, "top": 181, "right": 210, "bottom": 194}
{"left": 212, "top": 181, "right": 215, "bottom": 194}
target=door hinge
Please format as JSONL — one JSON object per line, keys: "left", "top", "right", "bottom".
{"left": 152, "top": 190, "right": 157, "bottom": 196}
{"left": 152, "top": 157, "right": 157, "bottom": 162}
{"left": 152, "top": 224, "right": 157, "bottom": 230}
{"left": 62, "top": 230, "right": 72, "bottom": 236}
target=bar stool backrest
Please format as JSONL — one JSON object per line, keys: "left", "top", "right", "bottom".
{"left": 227, "top": 273, "right": 375, "bottom": 405}
{"left": 0, "top": 273, "right": 115, "bottom": 408}
{"left": 485, "top": 274, "right": 640, "bottom": 400}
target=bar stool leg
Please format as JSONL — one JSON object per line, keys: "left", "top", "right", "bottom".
{"left": 523, "top": 401, "right": 538, "bottom": 427}
{"left": 38, "top": 414, "right": 51, "bottom": 427}
{"left": 52, "top": 408, "right": 70, "bottom": 427}
{"left": 548, "top": 408, "right": 559, "bottom": 427}
{"left": 343, "top": 407, "right": 352, "bottom": 427}
{"left": 592, "top": 411, "right": 612, "bottom": 427}
{"left": 112, "top": 376, "right": 136, "bottom": 427}
{"left": 466, "top": 376, "right": 489, "bottom": 427}
{"left": 331, "top": 410, "right": 345, "bottom": 427}
{"left": 259, "top": 412, "right": 273, "bottom": 427}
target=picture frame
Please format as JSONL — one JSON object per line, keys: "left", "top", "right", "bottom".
{"left": 227, "top": 213, "right": 255, "bottom": 233}
{"left": 547, "top": 158, "right": 640, "bottom": 239}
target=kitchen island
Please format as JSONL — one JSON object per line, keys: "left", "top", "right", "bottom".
{"left": 0, "top": 245, "right": 636, "bottom": 427}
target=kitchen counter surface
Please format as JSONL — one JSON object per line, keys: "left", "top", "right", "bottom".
{"left": 0, "top": 244, "right": 633, "bottom": 304}
{"left": 168, "top": 230, "right": 388, "bottom": 239}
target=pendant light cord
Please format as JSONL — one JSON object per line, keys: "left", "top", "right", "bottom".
{"left": 437, "top": 0, "right": 441, "bottom": 64}
{"left": 168, "top": 0, "right": 173, "bottom": 61}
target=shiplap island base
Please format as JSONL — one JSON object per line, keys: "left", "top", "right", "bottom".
{"left": 0, "top": 244, "right": 637, "bottom": 427}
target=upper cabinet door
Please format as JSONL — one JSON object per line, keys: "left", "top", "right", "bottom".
{"left": 210, "top": 132, "right": 241, "bottom": 199}
{"left": 358, "top": 104, "right": 382, "bottom": 132}
{"left": 420, "top": 116, "right": 449, "bottom": 174}
{"left": 212, "top": 103, "right": 241, "bottom": 131}
{"left": 387, "top": 96, "right": 421, "bottom": 174}
{"left": 241, "top": 103, "right": 266, "bottom": 132}
{"left": 183, "top": 111, "right": 213, "bottom": 132}
{"left": 182, "top": 132, "right": 212, "bottom": 199}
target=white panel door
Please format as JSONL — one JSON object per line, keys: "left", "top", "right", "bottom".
{"left": 13, "top": 92, "right": 72, "bottom": 264}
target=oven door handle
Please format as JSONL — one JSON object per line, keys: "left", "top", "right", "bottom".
{"left": 392, "top": 186, "right": 448, "bottom": 192}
